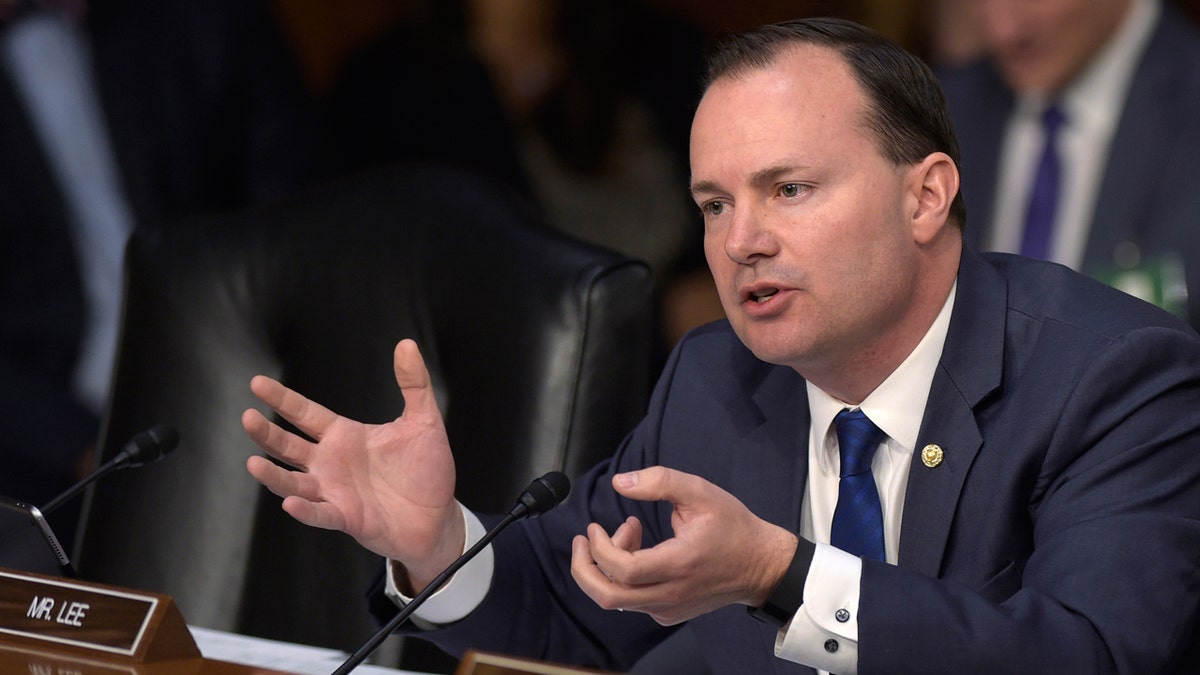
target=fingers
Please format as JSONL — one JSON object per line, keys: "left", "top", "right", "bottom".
{"left": 572, "top": 533, "right": 624, "bottom": 604}
{"left": 610, "top": 516, "right": 643, "bottom": 553}
{"left": 572, "top": 526, "right": 638, "bottom": 595}
{"left": 570, "top": 529, "right": 684, "bottom": 623}
{"left": 245, "top": 454, "right": 350, "bottom": 532}
{"left": 575, "top": 516, "right": 644, "bottom": 586}
{"left": 248, "top": 374, "right": 340, "bottom": 442}
{"left": 612, "top": 466, "right": 710, "bottom": 507}
{"left": 280, "top": 495, "right": 348, "bottom": 532}
{"left": 245, "top": 340, "right": 436, "bottom": 456}
{"left": 580, "top": 519, "right": 672, "bottom": 589}
{"left": 587, "top": 522, "right": 679, "bottom": 587}
{"left": 242, "top": 408, "right": 317, "bottom": 469}
{"left": 245, "top": 454, "right": 307, "bottom": 498}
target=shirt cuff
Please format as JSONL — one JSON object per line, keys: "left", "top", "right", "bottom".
{"left": 775, "top": 542, "right": 862, "bottom": 674}
{"left": 383, "top": 502, "right": 493, "bottom": 626}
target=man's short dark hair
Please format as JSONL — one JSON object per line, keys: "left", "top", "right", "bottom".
{"left": 701, "top": 17, "right": 967, "bottom": 228}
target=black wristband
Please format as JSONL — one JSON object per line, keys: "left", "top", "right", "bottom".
{"left": 747, "top": 537, "right": 816, "bottom": 628}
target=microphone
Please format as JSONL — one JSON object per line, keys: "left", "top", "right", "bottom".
{"left": 509, "top": 470, "right": 571, "bottom": 520}
{"left": 41, "top": 424, "right": 180, "bottom": 515}
{"left": 0, "top": 496, "right": 77, "bottom": 578}
{"left": 330, "top": 471, "right": 571, "bottom": 675}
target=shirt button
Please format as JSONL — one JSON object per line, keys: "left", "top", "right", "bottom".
{"left": 835, "top": 608, "right": 850, "bottom": 623}
{"left": 824, "top": 639, "right": 839, "bottom": 653}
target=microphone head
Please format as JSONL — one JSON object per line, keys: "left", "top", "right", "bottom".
{"left": 511, "top": 471, "right": 571, "bottom": 519}
{"left": 121, "top": 424, "right": 180, "bottom": 467}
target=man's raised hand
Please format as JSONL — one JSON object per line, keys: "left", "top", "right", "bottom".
{"left": 243, "top": 339, "right": 465, "bottom": 585}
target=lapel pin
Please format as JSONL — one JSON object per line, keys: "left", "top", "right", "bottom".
{"left": 921, "top": 444, "right": 944, "bottom": 468}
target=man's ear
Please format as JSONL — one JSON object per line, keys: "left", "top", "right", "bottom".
{"left": 907, "top": 152, "right": 959, "bottom": 245}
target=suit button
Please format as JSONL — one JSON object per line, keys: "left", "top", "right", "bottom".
{"left": 835, "top": 608, "right": 850, "bottom": 623}
{"left": 824, "top": 639, "right": 839, "bottom": 653}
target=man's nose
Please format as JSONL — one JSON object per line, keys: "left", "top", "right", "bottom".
{"left": 723, "top": 204, "right": 779, "bottom": 264}
{"left": 976, "top": 0, "right": 1027, "bottom": 52}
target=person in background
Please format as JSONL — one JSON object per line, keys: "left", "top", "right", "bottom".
{"left": 243, "top": 17, "right": 1200, "bottom": 674}
{"left": 936, "top": 0, "right": 1200, "bottom": 329}
{"left": 325, "top": 0, "right": 707, "bottom": 364}
{"left": 0, "top": 0, "right": 321, "bottom": 572}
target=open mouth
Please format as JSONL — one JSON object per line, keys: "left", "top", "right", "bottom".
{"left": 750, "top": 288, "right": 779, "bottom": 303}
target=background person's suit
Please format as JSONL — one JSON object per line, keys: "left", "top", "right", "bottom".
{"left": 379, "top": 248, "right": 1200, "bottom": 674}
{"left": 937, "top": 3, "right": 1200, "bottom": 332}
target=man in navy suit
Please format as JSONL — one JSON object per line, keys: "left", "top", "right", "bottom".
{"left": 937, "top": 0, "right": 1200, "bottom": 331}
{"left": 243, "top": 17, "right": 1200, "bottom": 674}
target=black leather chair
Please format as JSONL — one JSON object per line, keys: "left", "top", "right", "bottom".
{"left": 74, "top": 165, "right": 655, "bottom": 670}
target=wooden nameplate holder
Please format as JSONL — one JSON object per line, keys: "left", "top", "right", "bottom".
{"left": 0, "top": 566, "right": 294, "bottom": 674}
{"left": 0, "top": 566, "right": 198, "bottom": 662}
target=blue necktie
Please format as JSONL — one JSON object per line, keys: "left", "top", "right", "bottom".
{"left": 830, "top": 409, "right": 887, "bottom": 561}
{"left": 1020, "top": 104, "right": 1066, "bottom": 260}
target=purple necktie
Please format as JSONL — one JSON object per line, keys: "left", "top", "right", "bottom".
{"left": 830, "top": 409, "right": 887, "bottom": 561}
{"left": 1020, "top": 105, "right": 1066, "bottom": 260}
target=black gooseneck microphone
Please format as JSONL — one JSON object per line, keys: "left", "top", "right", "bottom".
{"left": 0, "top": 424, "right": 179, "bottom": 579}
{"left": 41, "top": 423, "right": 180, "bottom": 515}
{"left": 330, "top": 471, "right": 571, "bottom": 675}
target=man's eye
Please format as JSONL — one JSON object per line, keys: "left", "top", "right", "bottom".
{"left": 781, "top": 183, "right": 805, "bottom": 198}
{"left": 703, "top": 201, "right": 726, "bottom": 216}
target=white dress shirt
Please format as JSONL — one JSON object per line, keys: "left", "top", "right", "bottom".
{"left": 987, "top": 0, "right": 1159, "bottom": 270}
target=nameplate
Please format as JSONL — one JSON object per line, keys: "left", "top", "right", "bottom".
{"left": 0, "top": 568, "right": 199, "bottom": 662}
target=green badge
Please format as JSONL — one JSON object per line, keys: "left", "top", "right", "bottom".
{"left": 1094, "top": 242, "right": 1187, "bottom": 318}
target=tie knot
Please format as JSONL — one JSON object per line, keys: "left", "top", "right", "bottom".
{"left": 1042, "top": 104, "right": 1066, "bottom": 135}
{"left": 834, "top": 409, "right": 885, "bottom": 478}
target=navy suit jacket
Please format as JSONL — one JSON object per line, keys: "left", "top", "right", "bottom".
{"left": 393, "top": 248, "right": 1200, "bottom": 674}
{"left": 937, "top": 4, "right": 1200, "bottom": 333}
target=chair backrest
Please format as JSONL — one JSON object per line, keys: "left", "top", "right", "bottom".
{"left": 75, "top": 165, "right": 655, "bottom": 657}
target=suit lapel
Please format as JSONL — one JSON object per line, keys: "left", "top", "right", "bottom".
{"left": 732, "top": 364, "right": 810, "bottom": 533}
{"left": 898, "top": 249, "right": 1005, "bottom": 576}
